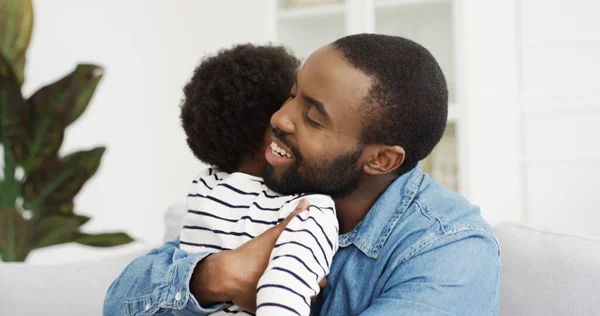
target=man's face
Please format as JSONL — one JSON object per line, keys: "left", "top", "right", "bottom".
{"left": 263, "top": 46, "right": 373, "bottom": 198}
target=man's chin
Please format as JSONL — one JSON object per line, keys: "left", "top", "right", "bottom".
{"left": 263, "top": 164, "right": 283, "bottom": 189}
{"left": 263, "top": 163, "right": 278, "bottom": 180}
{"left": 264, "top": 147, "right": 364, "bottom": 198}
{"left": 263, "top": 164, "right": 297, "bottom": 195}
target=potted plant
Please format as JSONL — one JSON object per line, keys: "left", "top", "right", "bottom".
{"left": 0, "top": 0, "right": 133, "bottom": 262}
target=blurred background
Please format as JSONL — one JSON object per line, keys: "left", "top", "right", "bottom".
{"left": 8, "top": 0, "right": 600, "bottom": 261}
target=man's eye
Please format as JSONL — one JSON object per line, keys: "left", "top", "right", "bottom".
{"left": 306, "top": 118, "right": 321, "bottom": 128}
{"left": 303, "top": 108, "right": 322, "bottom": 128}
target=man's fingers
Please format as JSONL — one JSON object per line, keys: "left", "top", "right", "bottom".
{"left": 286, "top": 199, "right": 309, "bottom": 221}
{"left": 276, "top": 199, "right": 309, "bottom": 229}
{"left": 318, "top": 277, "right": 327, "bottom": 289}
{"left": 311, "top": 278, "right": 328, "bottom": 304}
{"left": 258, "top": 199, "right": 309, "bottom": 243}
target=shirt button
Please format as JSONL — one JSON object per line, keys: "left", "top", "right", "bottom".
{"left": 145, "top": 303, "right": 151, "bottom": 311}
{"left": 175, "top": 291, "right": 182, "bottom": 301}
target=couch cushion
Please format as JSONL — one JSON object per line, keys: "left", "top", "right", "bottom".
{"left": 495, "top": 222, "right": 600, "bottom": 316}
{"left": 164, "top": 203, "right": 186, "bottom": 242}
{"left": 0, "top": 243, "right": 150, "bottom": 315}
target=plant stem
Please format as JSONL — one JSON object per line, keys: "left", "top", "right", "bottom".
{"left": 0, "top": 145, "right": 19, "bottom": 209}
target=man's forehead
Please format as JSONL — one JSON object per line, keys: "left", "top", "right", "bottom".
{"left": 293, "top": 47, "right": 372, "bottom": 136}
{"left": 299, "top": 46, "right": 373, "bottom": 111}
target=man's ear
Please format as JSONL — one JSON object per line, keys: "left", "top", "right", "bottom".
{"left": 362, "top": 145, "right": 405, "bottom": 175}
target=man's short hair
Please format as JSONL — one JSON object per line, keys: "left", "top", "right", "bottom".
{"left": 332, "top": 34, "right": 448, "bottom": 174}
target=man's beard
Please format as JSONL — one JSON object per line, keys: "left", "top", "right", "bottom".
{"left": 264, "top": 146, "right": 364, "bottom": 199}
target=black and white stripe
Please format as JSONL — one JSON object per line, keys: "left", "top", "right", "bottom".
{"left": 180, "top": 167, "right": 338, "bottom": 316}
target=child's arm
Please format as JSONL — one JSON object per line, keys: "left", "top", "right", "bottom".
{"left": 256, "top": 195, "right": 339, "bottom": 316}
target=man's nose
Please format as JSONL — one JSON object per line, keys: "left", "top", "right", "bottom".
{"left": 270, "top": 100, "right": 295, "bottom": 134}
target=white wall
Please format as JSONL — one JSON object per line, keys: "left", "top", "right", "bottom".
{"left": 455, "top": 0, "right": 522, "bottom": 226}
{"left": 19, "top": 0, "right": 600, "bottom": 259}
{"left": 24, "top": 0, "right": 271, "bottom": 247}
{"left": 456, "top": 0, "right": 600, "bottom": 240}
{"left": 518, "top": 0, "right": 600, "bottom": 238}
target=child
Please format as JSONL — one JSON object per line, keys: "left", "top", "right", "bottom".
{"left": 179, "top": 44, "right": 339, "bottom": 316}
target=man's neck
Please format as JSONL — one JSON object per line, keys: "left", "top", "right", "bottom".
{"left": 334, "top": 174, "right": 398, "bottom": 234}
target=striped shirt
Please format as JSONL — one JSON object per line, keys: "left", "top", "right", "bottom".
{"left": 180, "top": 168, "right": 339, "bottom": 316}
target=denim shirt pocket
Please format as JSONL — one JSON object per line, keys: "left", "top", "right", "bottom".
{"left": 125, "top": 294, "right": 157, "bottom": 316}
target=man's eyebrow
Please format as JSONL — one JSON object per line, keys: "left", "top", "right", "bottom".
{"left": 295, "top": 75, "right": 332, "bottom": 123}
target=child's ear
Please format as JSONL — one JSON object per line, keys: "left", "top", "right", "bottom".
{"left": 362, "top": 145, "right": 405, "bottom": 175}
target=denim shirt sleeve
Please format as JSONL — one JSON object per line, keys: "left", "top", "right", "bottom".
{"left": 103, "top": 237, "right": 226, "bottom": 316}
{"left": 359, "top": 229, "right": 501, "bottom": 316}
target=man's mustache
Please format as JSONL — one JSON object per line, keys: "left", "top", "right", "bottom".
{"left": 271, "top": 128, "right": 301, "bottom": 160}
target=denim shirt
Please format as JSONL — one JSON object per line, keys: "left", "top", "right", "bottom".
{"left": 104, "top": 166, "right": 500, "bottom": 316}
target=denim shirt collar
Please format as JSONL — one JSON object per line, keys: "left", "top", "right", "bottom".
{"left": 337, "top": 165, "right": 424, "bottom": 259}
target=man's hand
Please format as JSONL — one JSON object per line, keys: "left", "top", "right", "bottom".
{"left": 227, "top": 199, "right": 310, "bottom": 311}
{"left": 313, "top": 278, "right": 328, "bottom": 304}
{"left": 190, "top": 199, "right": 317, "bottom": 311}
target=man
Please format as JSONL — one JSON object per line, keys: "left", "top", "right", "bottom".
{"left": 105, "top": 34, "right": 500, "bottom": 316}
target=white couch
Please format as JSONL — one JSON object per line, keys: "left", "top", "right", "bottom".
{"left": 495, "top": 223, "right": 600, "bottom": 316}
{"left": 2, "top": 204, "right": 598, "bottom": 315}
{"left": 0, "top": 243, "right": 150, "bottom": 316}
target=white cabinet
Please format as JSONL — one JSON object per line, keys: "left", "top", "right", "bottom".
{"left": 275, "top": 2, "right": 346, "bottom": 59}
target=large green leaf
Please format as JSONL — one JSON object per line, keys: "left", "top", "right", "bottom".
{"left": 18, "top": 114, "right": 64, "bottom": 173}
{"left": 0, "top": 54, "right": 26, "bottom": 208}
{"left": 0, "top": 0, "right": 34, "bottom": 85}
{"left": 0, "top": 207, "right": 32, "bottom": 262}
{"left": 0, "top": 52, "right": 17, "bottom": 82}
{"left": 75, "top": 232, "right": 134, "bottom": 247}
{"left": 22, "top": 87, "right": 66, "bottom": 172}
{"left": 22, "top": 147, "right": 106, "bottom": 217}
{"left": 39, "top": 200, "right": 75, "bottom": 216}
{"left": 32, "top": 215, "right": 80, "bottom": 249}
{"left": 0, "top": 53, "right": 29, "bottom": 160}
{"left": 30, "top": 213, "right": 91, "bottom": 249}
{"left": 27, "top": 64, "right": 104, "bottom": 127}
{"left": 71, "top": 214, "right": 91, "bottom": 226}
{"left": 21, "top": 64, "right": 103, "bottom": 171}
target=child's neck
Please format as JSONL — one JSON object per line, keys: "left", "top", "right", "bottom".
{"left": 237, "top": 164, "right": 262, "bottom": 177}
{"left": 236, "top": 154, "right": 266, "bottom": 178}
